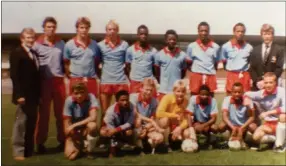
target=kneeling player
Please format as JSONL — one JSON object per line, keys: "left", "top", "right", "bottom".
{"left": 156, "top": 80, "right": 193, "bottom": 152}
{"left": 186, "top": 85, "right": 219, "bottom": 146}
{"left": 63, "top": 82, "right": 100, "bottom": 160}
{"left": 130, "top": 78, "right": 164, "bottom": 154}
{"left": 244, "top": 72, "right": 285, "bottom": 152}
{"left": 218, "top": 82, "right": 256, "bottom": 149}
{"left": 100, "top": 90, "right": 136, "bottom": 157}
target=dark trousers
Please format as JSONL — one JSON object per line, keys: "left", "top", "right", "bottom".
{"left": 12, "top": 103, "right": 38, "bottom": 157}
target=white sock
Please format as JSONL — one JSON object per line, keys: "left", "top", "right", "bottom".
{"left": 261, "top": 134, "right": 276, "bottom": 144}
{"left": 188, "top": 127, "right": 197, "bottom": 141}
{"left": 148, "top": 138, "right": 155, "bottom": 148}
{"left": 164, "top": 128, "right": 170, "bottom": 145}
{"left": 275, "top": 122, "right": 286, "bottom": 147}
{"left": 86, "top": 135, "right": 98, "bottom": 152}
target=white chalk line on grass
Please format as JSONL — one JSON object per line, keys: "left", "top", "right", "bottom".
{"left": 2, "top": 136, "right": 56, "bottom": 140}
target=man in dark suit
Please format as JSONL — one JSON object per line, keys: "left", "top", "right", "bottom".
{"left": 10, "top": 28, "right": 41, "bottom": 160}
{"left": 249, "top": 24, "right": 285, "bottom": 91}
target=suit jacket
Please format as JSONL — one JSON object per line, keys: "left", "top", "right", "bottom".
{"left": 249, "top": 43, "right": 284, "bottom": 90}
{"left": 9, "top": 45, "right": 41, "bottom": 105}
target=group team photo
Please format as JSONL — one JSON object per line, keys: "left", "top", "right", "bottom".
{"left": 1, "top": 1, "right": 286, "bottom": 165}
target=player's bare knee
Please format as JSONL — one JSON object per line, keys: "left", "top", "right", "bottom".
{"left": 248, "top": 123, "right": 258, "bottom": 133}
{"left": 87, "top": 122, "right": 97, "bottom": 131}
{"left": 279, "top": 114, "right": 286, "bottom": 123}
{"left": 100, "top": 128, "right": 108, "bottom": 137}
{"left": 158, "top": 117, "right": 169, "bottom": 128}
{"left": 253, "top": 130, "right": 263, "bottom": 141}
{"left": 139, "top": 132, "right": 146, "bottom": 139}
{"left": 135, "top": 119, "right": 142, "bottom": 128}
{"left": 210, "top": 124, "right": 218, "bottom": 133}
{"left": 183, "top": 129, "right": 190, "bottom": 138}
{"left": 203, "top": 125, "right": 210, "bottom": 133}
{"left": 156, "top": 134, "right": 164, "bottom": 144}
{"left": 125, "top": 130, "right": 133, "bottom": 136}
{"left": 218, "top": 122, "right": 226, "bottom": 132}
{"left": 194, "top": 126, "right": 203, "bottom": 133}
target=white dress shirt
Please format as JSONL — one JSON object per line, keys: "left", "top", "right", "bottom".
{"left": 22, "top": 44, "right": 39, "bottom": 69}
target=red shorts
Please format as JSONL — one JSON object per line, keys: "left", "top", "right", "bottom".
{"left": 226, "top": 71, "right": 251, "bottom": 93}
{"left": 264, "top": 121, "right": 278, "bottom": 135}
{"left": 157, "top": 93, "right": 166, "bottom": 101}
{"left": 189, "top": 72, "right": 217, "bottom": 94}
{"left": 100, "top": 84, "right": 129, "bottom": 95}
{"left": 129, "top": 80, "right": 157, "bottom": 97}
{"left": 70, "top": 77, "right": 98, "bottom": 97}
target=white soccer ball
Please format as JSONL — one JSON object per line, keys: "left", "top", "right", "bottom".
{"left": 181, "top": 139, "right": 198, "bottom": 153}
{"left": 228, "top": 140, "right": 241, "bottom": 151}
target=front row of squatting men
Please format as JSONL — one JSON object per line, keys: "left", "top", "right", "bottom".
{"left": 64, "top": 73, "right": 285, "bottom": 160}
{"left": 9, "top": 16, "right": 285, "bottom": 160}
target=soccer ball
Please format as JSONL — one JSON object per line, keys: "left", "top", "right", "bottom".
{"left": 181, "top": 139, "right": 198, "bottom": 153}
{"left": 228, "top": 140, "right": 241, "bottom": 151}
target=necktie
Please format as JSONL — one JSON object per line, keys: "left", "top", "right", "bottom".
{"left": 263, "top": 44, "right": 269, "bottom": 62}
{"left": 30, "top": 49, "right": 39, "bottom": 69}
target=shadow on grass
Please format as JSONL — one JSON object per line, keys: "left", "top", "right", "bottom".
{"left": 35, "top": 147, "right": 63, "bottom": 156}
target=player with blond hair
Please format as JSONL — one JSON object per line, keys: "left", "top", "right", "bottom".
{"left": 244, "top": 72, "right": 285, "bottom": 152}
{"left": 156, "top": 80, "right": 194, "bottom": 152}
{"left": 130, "top": 78, "right": 164, "bottom": 154}
{"left": 98, "top": 20, "right": 129, "bottom": 114}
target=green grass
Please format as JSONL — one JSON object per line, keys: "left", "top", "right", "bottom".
{"left": 1, "top": 94, "right": 286, "bottom": 165}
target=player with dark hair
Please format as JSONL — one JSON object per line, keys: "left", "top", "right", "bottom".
{"left": 186, "top": 85, "right": 219, "bottom": 147}
{"left": 218, "top": 82, "right": 256, "bottom": 148}
{"left": 154, "top": 29, "right": 188, "bottom": 101}
{"left": 220, "top": 23, "right": 253, "bottom": 95}
{"left": 100, "top": 90, "right": 137, "bottom": 157}
{"left": 186, "top": 21, "right": 220, "bottom": 97}
{"left": 125, "top": 25, "right": 158, "bottom": 96}
{"left": 33, "top": 16, "right": 66, "bottom": 153}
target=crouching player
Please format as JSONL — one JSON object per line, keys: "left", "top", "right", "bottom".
{"left": 63, "top": 82, "right": 100, "bottom": 160}
{"left": 100, "top": 90, "right": 137, "bottom": 157}
{"left": 186, "top": 85, "right": 219, "bottom": 148}
{"left": 244, "top": 72, "right": 286, "bottom": 152}
{"left": 218, "top": 82, "right": 256, "bottom": 149}
{"left": 156, "top": 80, "right": 193, "bottom": 152}
{"left": 130, "top": 78, "right": 164, "bottom": 154}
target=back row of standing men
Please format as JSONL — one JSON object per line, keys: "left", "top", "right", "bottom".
{"left": 9, "top": 16, "right": 285, "bottom": 160}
